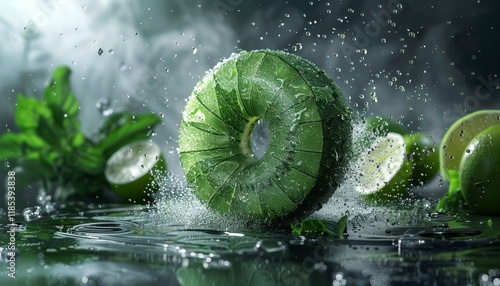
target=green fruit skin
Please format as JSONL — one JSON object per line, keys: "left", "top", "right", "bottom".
{"left": 404, "top": 133, "right": 439, "bottom": 187}
{"left": 439, "top": 110, "right": 500, "bottom": 182}
{"left": 110, "top": 154, "right": 167, "bottom": 202}
{"left": 460, "top": 125, "right": 500, "bottom": 216}
{"left": 179, "top": 49, "right": 352, "bottom": 223}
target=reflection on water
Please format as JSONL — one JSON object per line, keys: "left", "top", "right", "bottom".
{"left": 1, "top": 204, "right": 499, "bottom": 285}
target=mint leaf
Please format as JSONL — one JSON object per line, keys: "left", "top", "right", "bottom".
{"left": 64, "top": 141, "right": 106, "bottom": 175}
{"left": 15, "top": 94, "right": 53, "bottom": 132}
{"left": 96, "top": 113, "right": 161, "bottom": 157}
{"left": 292, "top": 216, "right": 347, "bottom": 238}
{"left": 324, "top": 215, "right": 348, "bottom": 239}
{"left": 0, "top": 133, "right": 47, "bottom": 161}
{"left": 435, "top": 169, "right": 465, "bottom": 213}
{"left": 291, "top": 218, "right": 326, "bottom": 236}
{"left": 43, "top": 66, "right": 84, "bottom": 148}
{"left": 43, "top": 66, "right": 79, "bottom": 121}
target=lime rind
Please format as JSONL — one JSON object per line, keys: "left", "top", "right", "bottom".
{"left": 179, "top": 49, "right": 352, "bottom": 223}
{"left": 105, "top": 140, "right": 166, "bottom": 201}
{"left": 404, "top": 133, "right": 439, "bottom": 187}
{"left": 459, "top": 124, "right": 500, "bottom": 216}
{"left": 439, "top": 110, "right": 500, "bottom": 182}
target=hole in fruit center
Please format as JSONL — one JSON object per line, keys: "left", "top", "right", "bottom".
{"left": 250, "top": 118, "right": 269, "bottom": 159}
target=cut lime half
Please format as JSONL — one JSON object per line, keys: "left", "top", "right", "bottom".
{"left": 353, "top": 132, "right": 412, "bottom": 201}
{"left": 105, "top": 140, "right": 166, "bottom": 201}
{"left": 439, "top": 110, "right": 500, "bottom": 182}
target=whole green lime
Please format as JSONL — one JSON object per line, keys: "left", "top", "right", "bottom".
{"left": 404, "top": 133, "right": 439, "bottom": 187}
{"left": 460, "top": 124, "right": 500, "bottom": 216}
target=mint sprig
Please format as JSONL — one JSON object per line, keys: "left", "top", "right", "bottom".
{"left": 0, "top": 66, "right": 161, "bottom": 202}
{"left": 435, "top": 169, "right": 465, "bottom": 213}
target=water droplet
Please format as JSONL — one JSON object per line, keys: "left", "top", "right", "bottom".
{"left": 192, "top": 47, "right": 197, "bottom": 54}
{"left": 23, "top": 206, "right": 42, "bottom": 221}
{"left": 96, "top": 98, "right": 113, "bottom": 116}
{"left": 109, "top": 49, "right": 114, "bottom": 54}
{"left": 98, "top": 48, "right": 104, "bottom": 56}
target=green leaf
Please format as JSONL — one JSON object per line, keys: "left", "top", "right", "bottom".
{"left": 0, "top": 132, "right": 47, "bottom": 161}
{"left": 291, "top": 218, "right": 326, "bottom": 236}
{"left": 64, "top": 141, "right": 106, "bottom": 175}
{"left": 292, "top": 216, "right": 348, "bottom": 238}
{"left": 323, "top": 215, "right": 348, "bottom": 239}
{"left": 43, "top": 66, "right": 80, "bottom": 122}
{"left": 35, "top": 115, "right": 62, "bottom": 147}
{"left": 43, "top": 66, "right": 83, "bottom": 147}
{"left": 15, "top": 94, "right": 52, "bottom": 132}
{"left": 96, "top": 112, "right": 161, "bottom": 157}
{"left": 435, "top": 169, "right": 465, "bottom": 213}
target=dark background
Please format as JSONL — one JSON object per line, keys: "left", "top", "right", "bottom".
{"left": 1, "top": 0, "right": 499, "bottom": 208}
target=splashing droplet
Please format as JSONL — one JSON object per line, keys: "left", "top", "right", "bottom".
{"left": 96, "top": 98, "right": 113, "bottom": 116}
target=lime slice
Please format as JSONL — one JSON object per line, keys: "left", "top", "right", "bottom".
{"left": 353, "top": 132, "right": 412, "bottom": 201}
{"left": 460, "top": 124, "right": 500, "bottom": 216}
{"left": 439, "top": 110, "right": 500, "bottom": 182}
{"left": 105, "top": 140, "right": 166, "bottom": 201}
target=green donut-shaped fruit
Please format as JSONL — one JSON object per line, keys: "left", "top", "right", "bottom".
{"left": 179, "top": 49, "right": 352, "bottom": 223}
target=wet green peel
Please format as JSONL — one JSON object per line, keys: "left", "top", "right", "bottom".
{"left": 179, "top": 49, "right": 352, "bottom": 223}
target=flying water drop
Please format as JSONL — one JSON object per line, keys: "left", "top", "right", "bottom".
{"left": 96, "top": 98, "right": 113, "bottom": 116}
